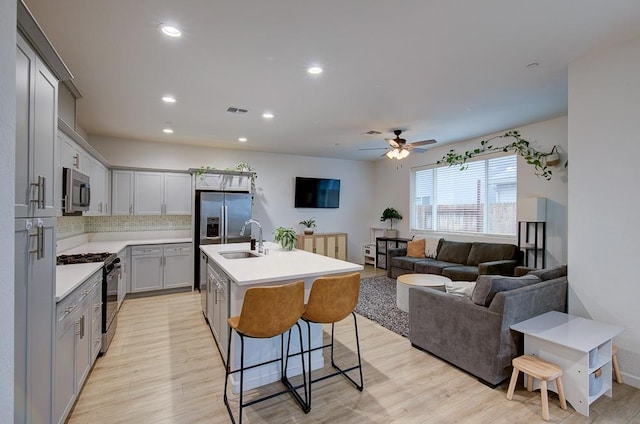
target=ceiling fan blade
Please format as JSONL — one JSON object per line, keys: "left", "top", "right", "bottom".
{"left": 359, "top": 147, "right": 390, "bottom": 151}
{"left": 412, "top": 147, "right": 427, "bottom": 153}
{"left": 409, "top": 139, "right": 437, "bottom": 147}
{"left": 386, "top": 139, "right": 400, "bottom": 148}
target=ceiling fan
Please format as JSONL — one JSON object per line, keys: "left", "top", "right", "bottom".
{"left": 361, "top": 130, "right": 437, "bottom": 159}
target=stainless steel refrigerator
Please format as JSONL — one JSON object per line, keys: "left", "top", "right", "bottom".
{"left": 194, "top": 190, "right": 252, "bottom": 290}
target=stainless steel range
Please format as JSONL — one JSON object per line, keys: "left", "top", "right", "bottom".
{"left": 57, "top": 252, "right": 121, "bottom": 353}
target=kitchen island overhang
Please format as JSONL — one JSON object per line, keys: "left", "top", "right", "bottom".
{"left": 201, "top": 241, "right": 363, "bottom": 393}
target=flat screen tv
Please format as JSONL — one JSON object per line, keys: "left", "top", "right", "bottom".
{"left": 295, "top": 177, "right": 340, "bottom": 208}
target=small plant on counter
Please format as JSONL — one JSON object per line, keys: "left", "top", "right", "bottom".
{"left": 274, "top": 227, "right": 297, "bottom": 251}
{"left": 299, "top": 218, "right": 316, "bottom": 235}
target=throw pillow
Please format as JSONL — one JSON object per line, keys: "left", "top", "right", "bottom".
{"left": 424, "top": 236, "right": 441, "bottom": 259}
{"left": 471, "top": 274, "right": 540, "bottom": 307}
{"left": 407, "top": 238, "right": 426, "bottom": 258}
{"left": 445, "top": 281, "right": 476, "bottom": 299}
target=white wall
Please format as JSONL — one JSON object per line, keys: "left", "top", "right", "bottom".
{"left": 0, "top": 0, "right": 16, "bottom": 420}
{"left": 568, "top": 34, "right": 640, "bottom": 388}
{"left": 89, "top": 136, "right": 375, "bottom": 263}
{"left": 372, "top": 116, "right": 569, "bottom": 266}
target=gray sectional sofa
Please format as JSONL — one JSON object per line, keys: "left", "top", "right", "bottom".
{"left": 388, "top": 239, "right": 522, "bottom": 280}
{"left": 408, "top": 265, "right": 568, "bottom": 385}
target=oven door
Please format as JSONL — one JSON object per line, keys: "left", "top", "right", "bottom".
{"left": 102, "top": 262, "right": 121, "bottom": 353}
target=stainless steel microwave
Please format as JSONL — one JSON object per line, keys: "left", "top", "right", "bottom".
{"left": 62, "top": 167, "right": 90, "bottom": 215}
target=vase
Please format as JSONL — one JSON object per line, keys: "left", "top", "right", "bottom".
{"left": 385, "top": 229, "right": 398, "bottom": 238}
{"left": 279, "top": 239, "right": 296, "bottom": 251}
{"left": 304, "top": 228, "right": 314, "bottom": 235}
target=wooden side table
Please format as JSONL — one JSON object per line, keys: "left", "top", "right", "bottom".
{"left": 511, "top": 311, "right": 623, "bottom": 417}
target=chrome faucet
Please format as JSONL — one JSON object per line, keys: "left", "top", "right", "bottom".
{"left": 240, "top": 219, "right": 263, "bottom": 253}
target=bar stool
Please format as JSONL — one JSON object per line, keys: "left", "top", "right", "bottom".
{"left": 506, "top": 355, "right": 567, "bottom": 421}
{"left": 223, "top": 281, "right": 308, "bottom": 424}
{"left": 301, "top": 273, "right": 363, "bottom": 409}
{"left": 613, "top": 344, "right": 622, "bottom": 384}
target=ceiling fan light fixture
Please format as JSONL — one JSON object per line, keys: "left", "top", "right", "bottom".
{"left": 386, "top": 150, "right": 397, "bottom": 159}
{"left": 399, "top": 149, "right": 410, "bottom": 159}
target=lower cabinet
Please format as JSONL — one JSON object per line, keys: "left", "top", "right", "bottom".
{"left": 54, "top": 270, "right": 102, "bottom": 424}
{"left": 131, "top": 243, "right": 192, "bottom": 292}
{"left": 296, "top": 232, "right": 348, "bottom": 260}
{"left": 207, "top": 261, "right": 229, "bottom": 363}
{"left": 117, "top": 247, "right": 129, "bottom": 309}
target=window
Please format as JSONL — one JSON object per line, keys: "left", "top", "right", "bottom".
{"left": 411, "top": 155, "right": 517, "bottom": 235}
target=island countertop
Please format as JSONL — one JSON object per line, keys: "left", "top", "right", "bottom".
{"left": 200, "top": 241, "right": 363, "bottom": 285}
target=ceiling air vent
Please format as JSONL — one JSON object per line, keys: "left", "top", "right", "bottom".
{"left": 365, "top": 130, "right": 382, "bottom": 135}
{"left": 226, "top": 106, "right": 248, "bottom": 115}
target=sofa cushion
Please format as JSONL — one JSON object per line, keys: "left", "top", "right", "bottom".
{"left": 407, "top": 238, "right": 426, "bottom": 258}
{"left": 442, "top": 266, "right": 479, "bottom": 281}
{"left": 414, "top": 259, "right": 459, "bottom": 275}
{"left": 436, "top": 241, "right": 473, "bottom": 264}
{"left": 466, "top": 242, "right": 518, "bottom": 266}
{"left": 471, "top": 274, "right": 541, "bottom": 307}
{"left": 391, "top": 256, "right": 425, "bottom": 271}
{"left": 529, "top": 265, "right": 568, "bottom": 281}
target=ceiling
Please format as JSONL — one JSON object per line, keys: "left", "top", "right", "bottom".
{"left": 24, "top": 0, "right": 640, "bottom": 161}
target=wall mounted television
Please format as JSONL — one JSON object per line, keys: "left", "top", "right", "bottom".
{"left": 294, "top": 177, "right": 341, "bottom": 208}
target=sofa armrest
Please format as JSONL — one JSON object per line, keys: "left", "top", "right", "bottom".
{"left": 409, "top": 287, "right": 505, "bottom": 384}
{"left": 478, "top": 259, "right": 518, "bottom": 276}
{"left": 387, "top": 247, "right": 407, "bottom": 277}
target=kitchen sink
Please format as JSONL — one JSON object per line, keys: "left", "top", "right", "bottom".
{"left": 219, "top": 251, "right": 260, "bottom": 259}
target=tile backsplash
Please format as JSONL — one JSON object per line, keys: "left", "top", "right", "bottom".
{"left": 57, "top": 215, "right": 191, "bottom": 240}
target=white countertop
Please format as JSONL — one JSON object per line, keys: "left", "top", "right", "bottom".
{"left": 56, "top": 263, "right": 103, "bottom": 302}
{"left": 56, "top": 237, "right": 192, "bottom": 302}
{"left": 201, "top": 241, "right": 363, "bottom": 285}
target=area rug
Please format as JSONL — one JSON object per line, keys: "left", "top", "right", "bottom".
{"left": 355, "top": 276, "right": 408, "bottom": 337}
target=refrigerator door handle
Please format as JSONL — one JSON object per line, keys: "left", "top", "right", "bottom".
{"left": 221, "top": 205, "right": 228, "bottom": 244}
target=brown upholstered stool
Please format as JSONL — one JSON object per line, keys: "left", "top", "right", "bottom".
{"left": 301, "top": 273, "right": 364, "bottom": 409}
{"left": 506, "top": 355, "right": 567, "bottom": 421}
{"left": 613, "top": 344, "right": 622, "bottom": 384}
{"left": 223, "top": 281, "right": 308, "bottom": 424}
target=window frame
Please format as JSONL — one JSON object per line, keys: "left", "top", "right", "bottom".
{"left": 410, "top": 153, "right": 517, "bottom": 237}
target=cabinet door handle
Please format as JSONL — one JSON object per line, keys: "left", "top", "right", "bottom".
{"left": 129, "top": 205, "right": 133, "bottom": 215}
{"left": 30, "top": 176, "right": 46, "bottom": 209}
{"left": 73, "top": 153, "right": 80, "bottom": 169}
{"left": 80, "top": 315, "right": 85, "bottom": 339}
{"left": 75, "top": 318, "right": 81, "bottom": 336}
{"left": 99, "top": 202, "right": 103, "bottom": 213}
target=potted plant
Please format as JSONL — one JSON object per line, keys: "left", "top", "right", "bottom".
{"left": 274, "top": 227, "right": 297, "bottom": 251}
{"left": 380, "top": 207, "right": 403, "bottom": 238}
{"left": 299, "top": 217, "right": 316, "bottom": 235}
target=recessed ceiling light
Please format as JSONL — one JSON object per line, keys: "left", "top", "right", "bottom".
{"left": 238, "top": 137, "right": 247, "bottom": 142}
{"left": 262, "top": 112, "right": 274, "bottom": 119}
{"left": 163, "top": 128, "right": 174, "bottom": 134}
{"left": 307, "top": 66, "right": 323, "bottom": 75}
{"left": 162, "top": 96, "right": 176, "bottom": 103}
{"left": 159, "top": 24, "right": 181, "bottom": 38}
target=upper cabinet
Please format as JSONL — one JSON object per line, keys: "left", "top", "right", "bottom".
{"left": 113, "top": 170, "right": 191, "bottom": 216}
{"left": 87, "top": 158, "right": 110, "bottom": 216}
{"left": 59, "top": 131, "right": 90, "bottom": 175}
{"left": 194, "top": 172, "right": 252, "bottom": 192}
{"left": 15, "top": 34, "right": 58, "bottom": 218}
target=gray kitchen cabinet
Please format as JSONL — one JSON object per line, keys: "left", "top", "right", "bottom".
{"left": 113, "top": 170, "right": 191, "bottom": 216}
{"left": 131, "top": 245, "right": 164, "bottom": 292}
{"left": 163, "top": 244, "right": 193, "bottom": 288}
{"left": 131, "top": 243, "right": 193, "bottom": 293}
{"left": 88, "top": 157, "right": 109, "bottom": 215}
{"left": 112, "top": 170, "right": 134, "bottom": 215}
{"left": 15, "top": 33, "right": 58, "bottom": 219}
{"left": 59, "top": 131, "right": 90, "bottom": 175}
{"left": 207, "top": 261, "right": 229, "bottom": 362}
{"left": 53, "top": 270, "right": 101, "bottom": 424}
{"left": 15, "top": 31, "right": 58, "bottom": 424}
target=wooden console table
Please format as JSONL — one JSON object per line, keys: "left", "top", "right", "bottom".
{"left": 296, "top": 232, "right": 347, "bottom": 261}
{"left": 511, "top": 311, "right": 623, "bottom": 417}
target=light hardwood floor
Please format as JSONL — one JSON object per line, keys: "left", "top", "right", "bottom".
{"left": 68, "top": 266, "right": 640, "bottom": 423}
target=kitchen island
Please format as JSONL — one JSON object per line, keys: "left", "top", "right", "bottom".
{"left": 200, "top": 241, "right": 363, "bottom": 392}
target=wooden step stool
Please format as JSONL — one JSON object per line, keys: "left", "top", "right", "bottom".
{"left": 506, "top": 355, "right": 567, "bottom": 421}
{"left": 613, "top": 344, "right": 622, "bottom": 384}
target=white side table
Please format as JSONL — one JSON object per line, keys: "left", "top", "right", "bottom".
{"left": 511, "top": 311, "right": 623, "bottom": 417}
{"left": 396, "top": 274, "right": 450, "bottom": 312}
